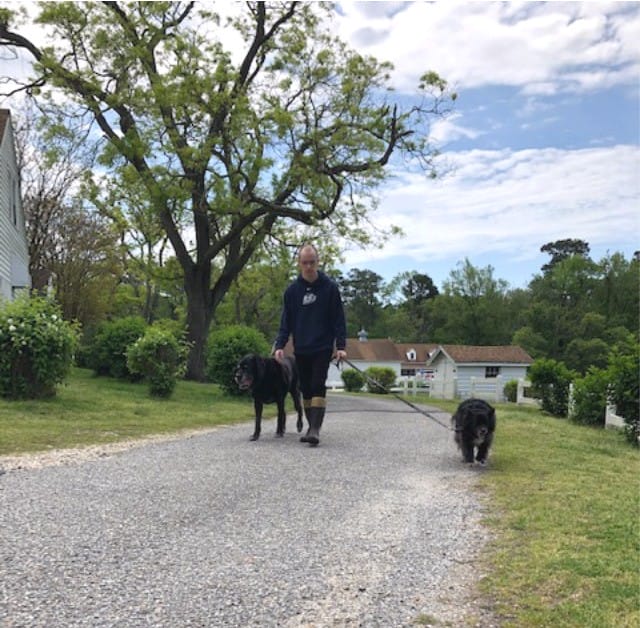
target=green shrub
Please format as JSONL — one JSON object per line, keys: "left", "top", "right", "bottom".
{"left": 127, "top": 328, "right": 189, "bottom": 397}
{"left": 529, "top": 358, "right": 576, "bottom": 417}
{"left": 341, "top": 368, "right": 365, "bottom": 392}
{"left": 364, "top": 366, "right": 396, "bottom": 394}
{"left": 205, "top": 325, "right": 270, "bottom": 395}
{"left": 0, "top": 296, "right": 79, "bottom": 399}
{"left": 88, "top": 316, "right": 147, "bottom": 380}
{"left": 606, "top": 343, "right": 639, "bottom": 446}
{"left": 570, "top": 368, "right": 607, "bottom": 426}
{"left": 503, "top": 379, "right": 518, "bottom": 403}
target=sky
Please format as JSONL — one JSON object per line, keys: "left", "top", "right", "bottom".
{"left": 330, "top": 1, "right": 640, "bottom": 289}
{"left": 1, "top": 1, "right": 638, "bottom": 291}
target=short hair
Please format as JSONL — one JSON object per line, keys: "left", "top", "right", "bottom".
{"left": 297, "top": 243, "right": 318, "bottom": 260}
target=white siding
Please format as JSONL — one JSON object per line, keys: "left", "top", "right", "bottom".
{"left": 456, "top": 365, "right": 529, "bottom": 401}
{"left": 0, "top": 113, "right": 30, "bottom": 301}
{"left": 428, "top": 353, "right": 530, "bottom": 401}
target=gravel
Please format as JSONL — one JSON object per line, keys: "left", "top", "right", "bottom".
{"left": 0, "top": 394, "right": 498, "bottom": 627}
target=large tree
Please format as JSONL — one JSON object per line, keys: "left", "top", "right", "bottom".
{"left": 540, "top": 238, "right": 591, "bottom": 274}
{"left": 13, "top": 101, "right": 97, "bottom": 292}
{"left": 338, "top": 268, "right": 384, "bottom": 336}
{"left": 0, "top": 2, "right": 453, "bottom": 379}
{"left": 435, "top": 258, "right": 511, "bottom": 344}
{"left": 393, "top": 270, "right": 439, "bottom": 341}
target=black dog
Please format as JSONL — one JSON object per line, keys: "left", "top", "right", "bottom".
{"left": 452, "top": 398, "right": 496, "bottom": 465}
{"left": 234, "top": 354, "right": 303, "bottom": 441}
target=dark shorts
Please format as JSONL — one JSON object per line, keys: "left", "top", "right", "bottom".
{"left": 294, "top": 349, "right": 333, "bottom": 399}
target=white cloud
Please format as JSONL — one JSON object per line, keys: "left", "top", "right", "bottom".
{"left": 429, "top": 113, "right": 483, "bottom": 144}
{"left": 344, "top": 144, "right": 640, "bottom": 268}
{"left": 334, "top": 1, "right": 640, "bottom": 94}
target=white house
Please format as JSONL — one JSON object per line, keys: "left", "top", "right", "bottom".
{"left": 284, "top": 329, "right": 533, "bottom": 400}
{"left": 0, "top": 109, "right": 31, "bottom": 301}
{"left": 427, "top": 344, "right": 534, "bottom": 401}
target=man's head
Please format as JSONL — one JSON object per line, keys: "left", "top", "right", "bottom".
{"left": 298, "top": 244, "right": 319, "bottom": 282}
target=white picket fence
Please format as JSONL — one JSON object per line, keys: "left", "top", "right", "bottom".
{"left": 394, "top": 376, "right": 538, "bottom": 404}
{"left": 605, "top": 403, "right": 626, "bottom": 429}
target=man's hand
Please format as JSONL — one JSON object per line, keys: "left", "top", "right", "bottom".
{"left": 274, "top": 349, "right": 285, "bottom": 362}
{"left": 335, "top": 349, "right": 347, "bottom": 362}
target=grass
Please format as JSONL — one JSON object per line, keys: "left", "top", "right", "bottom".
{"left": 0, "top": 367, "right": 256, "bottom": 455}
{"left": 474, "top": 404, "right": 639, "bottom": 627}
{"left": 2, "top": 374, "right": 639, "bottom": 627}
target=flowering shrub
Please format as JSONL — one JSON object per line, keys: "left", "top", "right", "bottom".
{"left": 126, "top": 328, "right": 189, "bottom": 398}
{"left": 0, "top": 296, "right": 79, "bottom": 399}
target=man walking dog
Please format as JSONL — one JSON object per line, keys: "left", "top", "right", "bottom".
{"left": 274, "top": 244, "right": 347, "bottom": 446}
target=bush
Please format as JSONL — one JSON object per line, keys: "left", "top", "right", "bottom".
{"left": 341, "top": 368, "right": 365, "bottom": 392}
{"left": 529, "top": 358, "right": 576, "bottom": 417}
{"left": 364, "top": 366, "right": 396, "bottom": 394}
{"left": 87, "top": 316, "right": 147, "bottom": 380}
{"left": 127, "top": 328, "right": 189, "bottom": 398}
{"left": 0, "top": 296, "right": 79, "bottom": 399}
{"left": 205, "top": 325, "right": 270, "bottom": 395}
{"left": 503, "top": 379, "right": 518, "bottom": 403}
{"left": 570, "top": 368, "right": 608, "bottom": 427}
{"left": 607, "top": 343, "right": 640, "bottom": 446}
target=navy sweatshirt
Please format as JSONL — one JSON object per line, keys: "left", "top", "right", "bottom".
{"left": 274, "top": 271, "right": 347, "bottom": 355}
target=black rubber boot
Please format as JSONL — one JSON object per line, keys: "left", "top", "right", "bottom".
{"left": 306, "top": 406, "right": 325, "bottom": 447}
{"left": 300, "top": 402, "right": 312, "bottom": 442}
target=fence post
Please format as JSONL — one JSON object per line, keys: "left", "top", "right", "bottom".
{"left": 567, "top": 382, "right": 575, "bottom": 419}
{"left": 495, "top": 375, "right": 503, "bottom": 402}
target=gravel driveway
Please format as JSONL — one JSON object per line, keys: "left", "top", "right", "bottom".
{"left": 0, "top": 394, "right": 496, "bottom": 627}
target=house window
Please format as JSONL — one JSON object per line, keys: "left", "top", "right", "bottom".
{"left": 485, "top": 366, "right": 500, "bottom": 378}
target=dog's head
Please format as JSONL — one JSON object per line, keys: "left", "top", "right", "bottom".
{"left": 454, "top": 398, "right": 496, "bottom": 439}
{"left": 234, "top": 354, "right": 264, "bottom": 391}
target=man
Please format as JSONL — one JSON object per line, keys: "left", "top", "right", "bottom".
{"left": 274, "top": 244, "right": 347, "bottom": 446}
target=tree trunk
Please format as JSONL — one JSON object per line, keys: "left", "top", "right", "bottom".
{"left": 184, "top": 266, "right": 213, "bottom": 381}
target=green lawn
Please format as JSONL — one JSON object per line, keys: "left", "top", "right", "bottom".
{"left": 0, "top": 367, "right": 255, "bottom": 454}
{"left": 1, "top": 371, "right": 638, "bottom": 627}
{"left": 475, "top": 404, "right": 639, "bottom": 627}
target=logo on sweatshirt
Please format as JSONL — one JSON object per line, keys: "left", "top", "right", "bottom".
{"left": 302, "top": 291, "right": 316, "bottom": 306}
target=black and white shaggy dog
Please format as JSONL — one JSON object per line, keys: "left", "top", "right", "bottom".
{"left": 234, "top": 354, "right": 303, "bottom": 441}
{"left": 452, "top": 398, "right": 496, "bottom": 465}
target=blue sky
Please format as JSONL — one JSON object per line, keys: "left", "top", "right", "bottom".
{"left": 332, "top": 1, "right": 640, "bottom": 290}
{"left": 2, "top": 2, "right": 638, "bottom": 292}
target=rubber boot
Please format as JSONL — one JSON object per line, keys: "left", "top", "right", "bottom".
{"left": 306, "top": 406, "right": 325, "bottom": 447}
{"left": 300, "top": 401, "right": 313, "bottom": 442}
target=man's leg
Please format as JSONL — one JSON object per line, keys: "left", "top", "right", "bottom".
{"left": 303, "top": 349, "right": 332, "bottom": 447}
{"left": 295, "top": 354, "right": 313, "bottom": 442}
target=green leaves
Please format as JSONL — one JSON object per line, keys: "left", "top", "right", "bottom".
{"left": 0, "top": 296, "right": 79, "bottom": 399}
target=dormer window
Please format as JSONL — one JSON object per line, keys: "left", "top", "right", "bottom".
{"left": 406, "top": 349, "right": 417, "bottom": 361}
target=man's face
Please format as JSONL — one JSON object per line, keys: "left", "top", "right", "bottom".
{"left": 298, "top": 247, "right": 319, "bottom": 282}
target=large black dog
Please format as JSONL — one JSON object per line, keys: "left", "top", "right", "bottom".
{"left": 452, "top": 398, "right": 496, "bottom": 465}
{"left": 234, "top": 354, "right": 303, "bottom": 441}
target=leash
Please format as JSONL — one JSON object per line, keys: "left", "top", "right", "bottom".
{"left": 334, "top": 357, "right": 454, "bottom": 431}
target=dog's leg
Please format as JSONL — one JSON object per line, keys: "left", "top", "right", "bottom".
{"left": 461, "top": 437, "right": 475, "bottom": 464}
{"left": 476, "top": 433, "right": 493, "bottom": 465}
{"left": 251, "top": 398, "right": 263, "bottom": 441}
{"left": 276, "top": 398, "right": 286, "bottom": 437}
{"left": 292, "top": 390, "right": 303, "bottom": 433}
